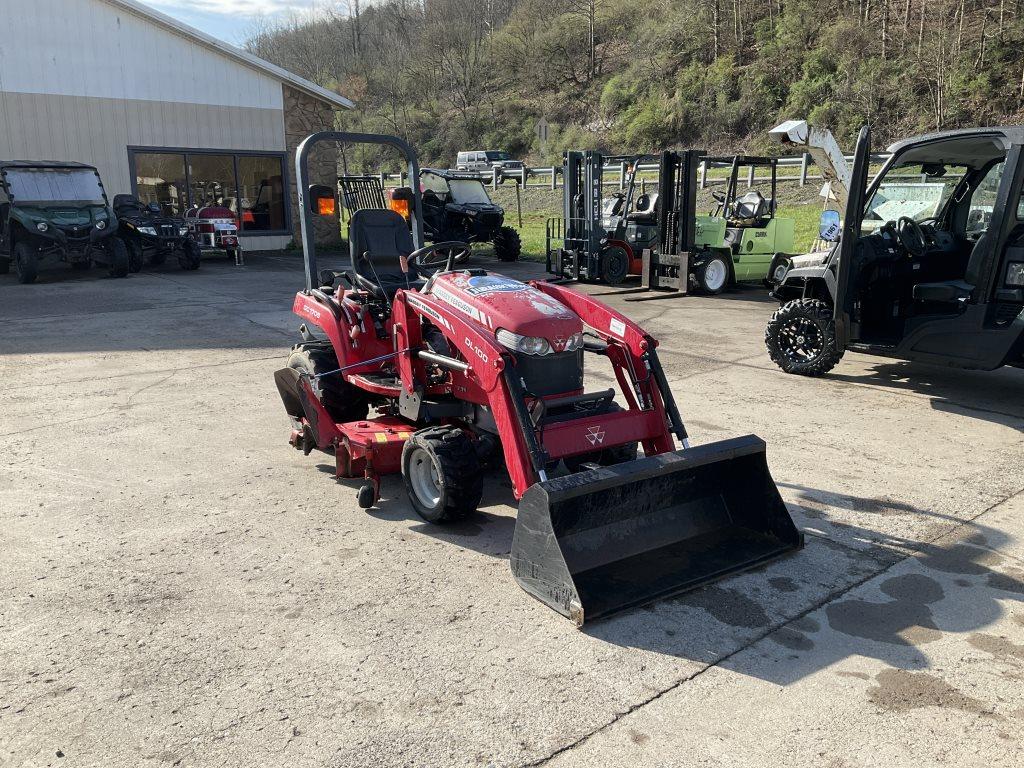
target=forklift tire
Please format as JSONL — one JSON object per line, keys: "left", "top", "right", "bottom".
{"left": 179, "top": 241, "right": 202, "bottom": 271}
{"left": 402, "top": 427, "right": 483, "bottom": 524}
{"left": 765, "top": 298, "right": 844, "bottom": 376}
{"left": 14, "top": 242, "right": 38, "bottom": 284}
{"left": 105, "top": 238, "right": 130, "bottom": 278}
{"left": 286, "top": 343, "right": 369, "bottom": 423}
{"left": 600, "top": 246, "right": 629, "bottom": 285}
{"left": 125, "top": 239, "right": 144, "bottom": 273}
{"left": 695, "top": 254, "right": 730, "bottom": 294}
{"left": 493, "top": 226, "right": 521, "bottom": 262}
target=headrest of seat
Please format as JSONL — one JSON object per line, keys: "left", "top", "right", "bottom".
{"left": 733, "top": 190, "right": 767, "bottom": 220}
{"left": 348, "top": 208, "right": 417, "bottom": 278}
{"left": 626, "top": 192, "right": 660, "bottom": 222}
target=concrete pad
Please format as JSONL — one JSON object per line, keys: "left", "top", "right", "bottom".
{"left": 1, "top": 255, "right": 1022, "bottom": 767}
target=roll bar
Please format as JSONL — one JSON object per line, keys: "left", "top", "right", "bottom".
{"left": 295, "top": 131, "right": 425, "bottom": 291}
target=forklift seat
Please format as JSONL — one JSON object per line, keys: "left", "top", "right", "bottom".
{"left": 626, "top": 192, "right": 659, "bottom": 224}
{"left": 732, "top": 190, "right": 770, "bottom": 222}
{"left": 912, "top": 232, "right": 989, "bottom": 304}
{"left": 348, "top": 208, "right": 425, "bottom": 298}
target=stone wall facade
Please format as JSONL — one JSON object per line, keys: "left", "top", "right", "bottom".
{"left": 283, "top": 84, "right": 342, "bottom": 246}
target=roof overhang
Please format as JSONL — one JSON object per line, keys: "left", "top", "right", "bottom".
{"left": 101, "top": 0, "right": 354, "bottom": 110}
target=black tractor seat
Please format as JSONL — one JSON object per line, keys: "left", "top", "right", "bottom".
{"left": 730, "top": 190, "right": 772, "bottom": 225}
{"left": 348, "top": 208, "right": 425, "bottom": 299}
{"left": 625, "top": 192, "right": 659, "bottom": 224}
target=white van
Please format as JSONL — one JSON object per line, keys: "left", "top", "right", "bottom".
{"left": 455, "top": 150, "right": 525, "bottom": 174}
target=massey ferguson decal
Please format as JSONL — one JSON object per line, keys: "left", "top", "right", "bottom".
{"left": 432, "top": 284, "right": 494, "bottom": 328}
{"left": 465, "top": 276, "right": 527, "bottom": 296}
{"left": 406, "top": 295, "right": 452, "bottom": 330}
{"left": 585, "top": 425, "right": 605, "bottom": 446}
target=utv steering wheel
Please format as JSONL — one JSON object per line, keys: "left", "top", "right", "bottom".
{"left": 896, "top": 216, "right": 927, "bottom": 257}
{"left": 407, "top": 241, "right": 472, "bottom": 272}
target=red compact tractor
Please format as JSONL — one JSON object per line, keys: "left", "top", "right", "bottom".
{"left": 275, "top": 132, "right": 801, "bottom": 625}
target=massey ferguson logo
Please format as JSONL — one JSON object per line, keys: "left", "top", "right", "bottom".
{"left": 585, "top": 426, "right": 605, "bottom": 446}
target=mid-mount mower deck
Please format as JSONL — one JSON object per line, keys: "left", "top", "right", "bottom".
{"left": 275, "top": 131, "right": 802, "bottom": 625}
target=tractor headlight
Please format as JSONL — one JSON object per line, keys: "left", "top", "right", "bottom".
{"left": 95, "top": 220, "right": 106, "bottom": 230}
{"left": 496, "top": 328, "right": 552, "bottom": 356}
{"left": 35, "top": 221, "right": 48, "bottom": 232}
{"left": 138, "top": 226, "right": 157, "bottom": 236}
{"left": 1007, "top": 262, "right": 1024, "bottom": 287}
{"left": 564, "top": 332, "right": 584, "bottom": 351}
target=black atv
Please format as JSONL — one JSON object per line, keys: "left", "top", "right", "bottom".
{"left": 419, "top": 169, "right": 521, "bottom": 261}
{"left": 0, "top": 160, "right": 128, "bottom": 283}
{"left": 113, "top": 195, "right": 201, "bottom": 272}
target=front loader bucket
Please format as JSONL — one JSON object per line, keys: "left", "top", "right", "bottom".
{"left": 510, "top": 435, "right": 802, "bottom": 626}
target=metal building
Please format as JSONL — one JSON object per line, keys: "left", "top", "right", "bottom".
{"left": 0, "top": 0, "right": 353, "bottom": 250}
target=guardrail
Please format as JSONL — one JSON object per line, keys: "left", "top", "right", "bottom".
{"left": 371, "top": 153, "right": 894, "bottom": 192}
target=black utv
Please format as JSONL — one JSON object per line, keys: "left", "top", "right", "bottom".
{"left": 419, "top": 169, "right": 521, "bottom": 261}
{"left": 113, "top": 195, "right": 201, "bottom": 272}
{"left": 0, "top": 161, "right": 128, "bottom": 283}
{"left": 766, "top": 125, "right": 1024, "bottom": 375}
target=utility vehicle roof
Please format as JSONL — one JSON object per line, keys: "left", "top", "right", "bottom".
{"left": 0, "top": 160, "right": 99, "bottom": 171}
{"left": 422, "top": 168, "right": 488, "bottom": 181}
{"left": 886, "top": 126, "right": 1024, "bottom": 168}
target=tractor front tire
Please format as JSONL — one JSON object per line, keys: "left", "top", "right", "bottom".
{"left": 695, "top": 254, "right": 730, "bottom": 294}
{"left": 765, "top": 298, "right": 844, "bottom": 376}
{"left": 286, "top": 343, "right": 368, "bottom": 423}
{"left": 493, "top": 226, "right": 521, "bottom": 262}
{"left": 125, "top": 239, "right": 144, "bottom": 273}
{"left": 600, "top": 245, "right": 629, "bottom": 285}
{"left": 402, "top": 427, "right": 483, "bottom": 524}
{"left": 14, "top": 242, "right": 38, "bottom": 284}
{"left": 105, "top": 237, "right": 130, "bottom": 278}
{"left": 179, "top": 241, "right": 202, "bottom": 271}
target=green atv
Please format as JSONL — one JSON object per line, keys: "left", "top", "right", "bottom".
{"left": 0, "top": 161, "right": 128, "bottom": 283}
{"left": 690, "top": 156, "right": 796, "bottom": 293}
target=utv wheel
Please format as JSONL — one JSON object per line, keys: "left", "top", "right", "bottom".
{"left": 178, "top": 241, "right": 202, "bottom": 271}
{"left": 14, "top": 242, "right": 38, "bottom": 284}
{"left": 286, "top": 342, "right": 368, "bottom": 423}
{"left": 125, "top": 239, "right": 144, "bottom": 273}
{"left": 600, "top": 246, "right": 630, "bottom": 285}
{"left": 493, "top": 226, "right": 521, "bottom": 262}
{"left": 765, "top": 298, "right": 844, "bottom": 376}
{"left": 105, "top": 237, "right": 129, "bottom": 278}
{"left": 696, "top": 254, "right": 730, "bottom": 294}
{"left": 402, "top": 427, "right": 483, "bottom": 523}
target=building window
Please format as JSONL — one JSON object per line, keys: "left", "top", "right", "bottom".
{"left": 129, "top": 148, "right": 289, "bottom": 235}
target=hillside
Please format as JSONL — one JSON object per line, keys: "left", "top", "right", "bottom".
{"left": 246, "top": 0, "right": 1024, "bottom": 167}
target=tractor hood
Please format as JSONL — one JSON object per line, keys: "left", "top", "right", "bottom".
{"left": 429, "top": 272, "right": 582, "bottom": 350}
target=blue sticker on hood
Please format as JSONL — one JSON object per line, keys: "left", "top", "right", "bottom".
{"left": 464, "top": 276, "right": 527, "bottom": 295}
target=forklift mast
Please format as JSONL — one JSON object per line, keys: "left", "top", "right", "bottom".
{"left": 561, "top": 150, "right": 605, "bottom": 280}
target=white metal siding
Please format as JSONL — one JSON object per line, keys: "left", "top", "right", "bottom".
{"left": 0, "top": 0, "right": 283, "bottom": 110}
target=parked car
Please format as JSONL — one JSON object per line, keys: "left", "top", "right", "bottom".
{"left": 113, "top": 195, "right": 201, "bottom": 272}
{"left": 455, "top": 150, "right": 526, "bottom": 179}
{"left": 0, "top": 160, "right": 128, "bottom": 283}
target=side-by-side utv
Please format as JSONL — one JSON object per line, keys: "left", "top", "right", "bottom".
{"left": 766, "top": 125, "right": 1024, "bottom": 375}
{"left": 275, "top": 131, "right": 802, "bottom": 625}
{"left": 0, "top": 161, "right": 128, "bottom": 283}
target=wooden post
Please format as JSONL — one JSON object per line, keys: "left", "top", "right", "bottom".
{"left": 550, "top": 167, "right": 557, "bottom": 190}
{"left": 700, "top": 161, "right": 707, "bottom": 189}
{"left": 492, "top": 166, "right": 499, "bottom": 190}
{"left": 521, "top": 167, "right": 528, "bottom": 187}
{"left": 379, "top": 171, "right": 386, "bottom": 190}
{"left": 747, "top": 164, "right": 755, "bottom": 188}
{"left": 399, "top": 170, "right": 406, "bottom": 187}
{"left": 619, "top": 161, "right": 627, "bottom": 190}
{"left": 800, "top": 153, "right": 810, "bottom": 186}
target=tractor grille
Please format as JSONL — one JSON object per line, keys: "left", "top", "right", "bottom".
{"left": 516, "top": 350, "right": 584, "bottom": 397}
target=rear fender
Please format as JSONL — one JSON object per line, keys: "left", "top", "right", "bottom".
{"left": 291, "top": 291, "right": 348, "bottom": 357}
{"left": 777, "top": 266, "right": 836, "bottom": 302}
{"left": 273, "top": 367, "right": 343, "bottom": 449}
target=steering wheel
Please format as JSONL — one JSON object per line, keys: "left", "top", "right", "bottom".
{"left": 896, "top": 216, "right": 927, "bottom": 257}
{"left": 407, "top": 241, "right": 472, "bottom": 272}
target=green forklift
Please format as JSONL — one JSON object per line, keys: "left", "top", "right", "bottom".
{"left": 700, "top": 156, "right": 797, "bottom": 289}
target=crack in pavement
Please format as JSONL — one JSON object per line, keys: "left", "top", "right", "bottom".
{"left": 524, "top": 484, "right": 1024, "bottom": 766}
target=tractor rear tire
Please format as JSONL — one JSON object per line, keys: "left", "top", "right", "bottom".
{"left": 402, "top": 427, "right": 483, "bottom": 524}
{"left": 695, "top": 254, "right": 730, "bottom": 294}
{"left": 286, "top": 342, "right": 368, "bottom": 423}
{"left": 14, "top": 242, "right": 38, "bottom": 284}
{"left": 493, "top": 226, "right": 521, "bottom": 262}
{"left": 105, "top": 237, "right": 130, "bottom": 278}
{"left": 600, "top": 246, "right": 630, "bottom": 285}
{"left": 178, "top": 241, "right": 202, "bottom": 271}
{"left": 765, "top": 298, "right": 844, "bottom": 376}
